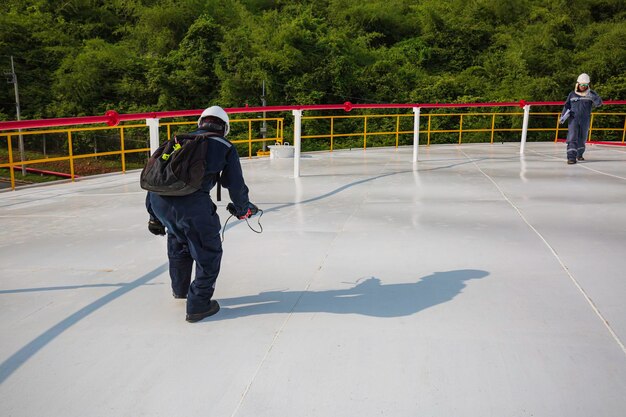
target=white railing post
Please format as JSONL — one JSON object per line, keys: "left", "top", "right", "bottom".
{"left": 413, "top": 107, "right": 420, "bottom": 163}
{"left": 292, "top": 109, "right": 302, "bottom": 178}
{"left": 520, "top": 104, "right": 531, "bottom": 154}
{"left": 146, "top": 118, "right": 160, "bottom": 154}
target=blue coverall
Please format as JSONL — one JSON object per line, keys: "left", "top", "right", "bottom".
{"left": 146, "top": 129, "right": 250, "bottom": 315}
{"left": 562, "top": 89, "right": 603, "bottom": 160}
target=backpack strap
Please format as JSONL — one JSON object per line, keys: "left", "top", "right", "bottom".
{"left": 216, "top": 173, "right": 222, "bottom": 202}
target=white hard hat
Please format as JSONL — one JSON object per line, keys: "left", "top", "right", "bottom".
{"left": 198, "top": 105, "right": 230, "bottom": 135}
{"left": 577, "top": 73, "right": 590, "bottom": 84}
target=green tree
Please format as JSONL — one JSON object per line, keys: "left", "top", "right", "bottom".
{"left": 51, "top": 39, "right": 147, "bottom": 115}
{"left": 147, "top": 15, "right": 223, "bottom": 110}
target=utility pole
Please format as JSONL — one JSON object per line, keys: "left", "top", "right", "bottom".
{"left": 261, "top": 80, "right": 267, "bottom": 151}
{"left": 6, "top": 56, "right": 26, "bottom": 175}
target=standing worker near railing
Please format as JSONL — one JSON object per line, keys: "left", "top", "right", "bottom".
{"left": 145, "top": 105, "right": 259, "bottom": 323}
{"left": 560, "top": 73, "right": 603, "bottom": 164}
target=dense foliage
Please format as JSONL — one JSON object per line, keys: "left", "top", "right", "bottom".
{"left": 1, "top": 0, "right": 625, "bottom": 121}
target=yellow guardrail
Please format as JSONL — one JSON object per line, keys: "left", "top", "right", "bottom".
{"left": 0, "top": 118, "right": 284, "bottom": 190}
{"left": 2, "top": 111, "right": 624, "bottom": 190}
{"left": 302, "top": 112, "right": 626, "bottom": 149}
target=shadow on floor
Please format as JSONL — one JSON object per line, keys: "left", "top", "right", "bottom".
{"left": 0, "top": 264, "right": 168, "bottom": 384}
{"left": 215, "top": 269, "right": 489, "bottom": 320}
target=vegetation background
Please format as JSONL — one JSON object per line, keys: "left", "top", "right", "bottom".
{"left": 1, "top": 0, "right": 625, "bottom": 121}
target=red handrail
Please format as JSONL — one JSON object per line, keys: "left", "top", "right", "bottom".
{"left": 1, "top": 100, "right": 625, "bottom": 131}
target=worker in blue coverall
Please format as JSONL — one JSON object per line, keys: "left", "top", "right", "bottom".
{"left": 146, "top": 106, "right": 258, "bottom": 322}
{"left": 560, "top": 73, "right": 603, "bottom": 164}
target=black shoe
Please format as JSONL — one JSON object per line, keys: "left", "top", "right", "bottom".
{"left": 172, "top": 292, "right": 187, "bottom": 299}
{"left": 577, "top": 156, "right": 585, "bottom": 161}
{"left": 567, "top": 159, "right": 576, "bottom": 164}
{"left": 186, "top": 300, "right": 220, "bottom": 323}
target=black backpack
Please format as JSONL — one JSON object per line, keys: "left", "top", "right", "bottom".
{"left": 140, "top": 132, "right": 217, "bottom": 196}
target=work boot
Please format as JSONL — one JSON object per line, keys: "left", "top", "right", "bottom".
{"left": 577, "top": 156, "right": 585, "bottom": 161}
{"left": 186, "top": 300, "right": 220, "bottom": 323}
{"left": 567, "top": 159, "right": 576, "bottom": 164}
{"left": 172, "top": 292, "right": 187, "bottom": 299}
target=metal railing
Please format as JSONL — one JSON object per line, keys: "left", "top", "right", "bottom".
{"left": 0, "top": 124, "right": 148, "bottom": 183}
{"left": 300, "top": 111, "right": 626, "bottom": 150}
{"left": 1, "top": 100, "right": 625, "bottom": 189}
{"left": 1, "top": 118, "right": 283, "bottom": 190}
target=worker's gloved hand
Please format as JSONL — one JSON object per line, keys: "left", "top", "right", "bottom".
{"left": 227, "top": 202, "right": 259, "bottom": 220}
{"left": 148, "top": 218, "right": 166, "bottom": 236}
